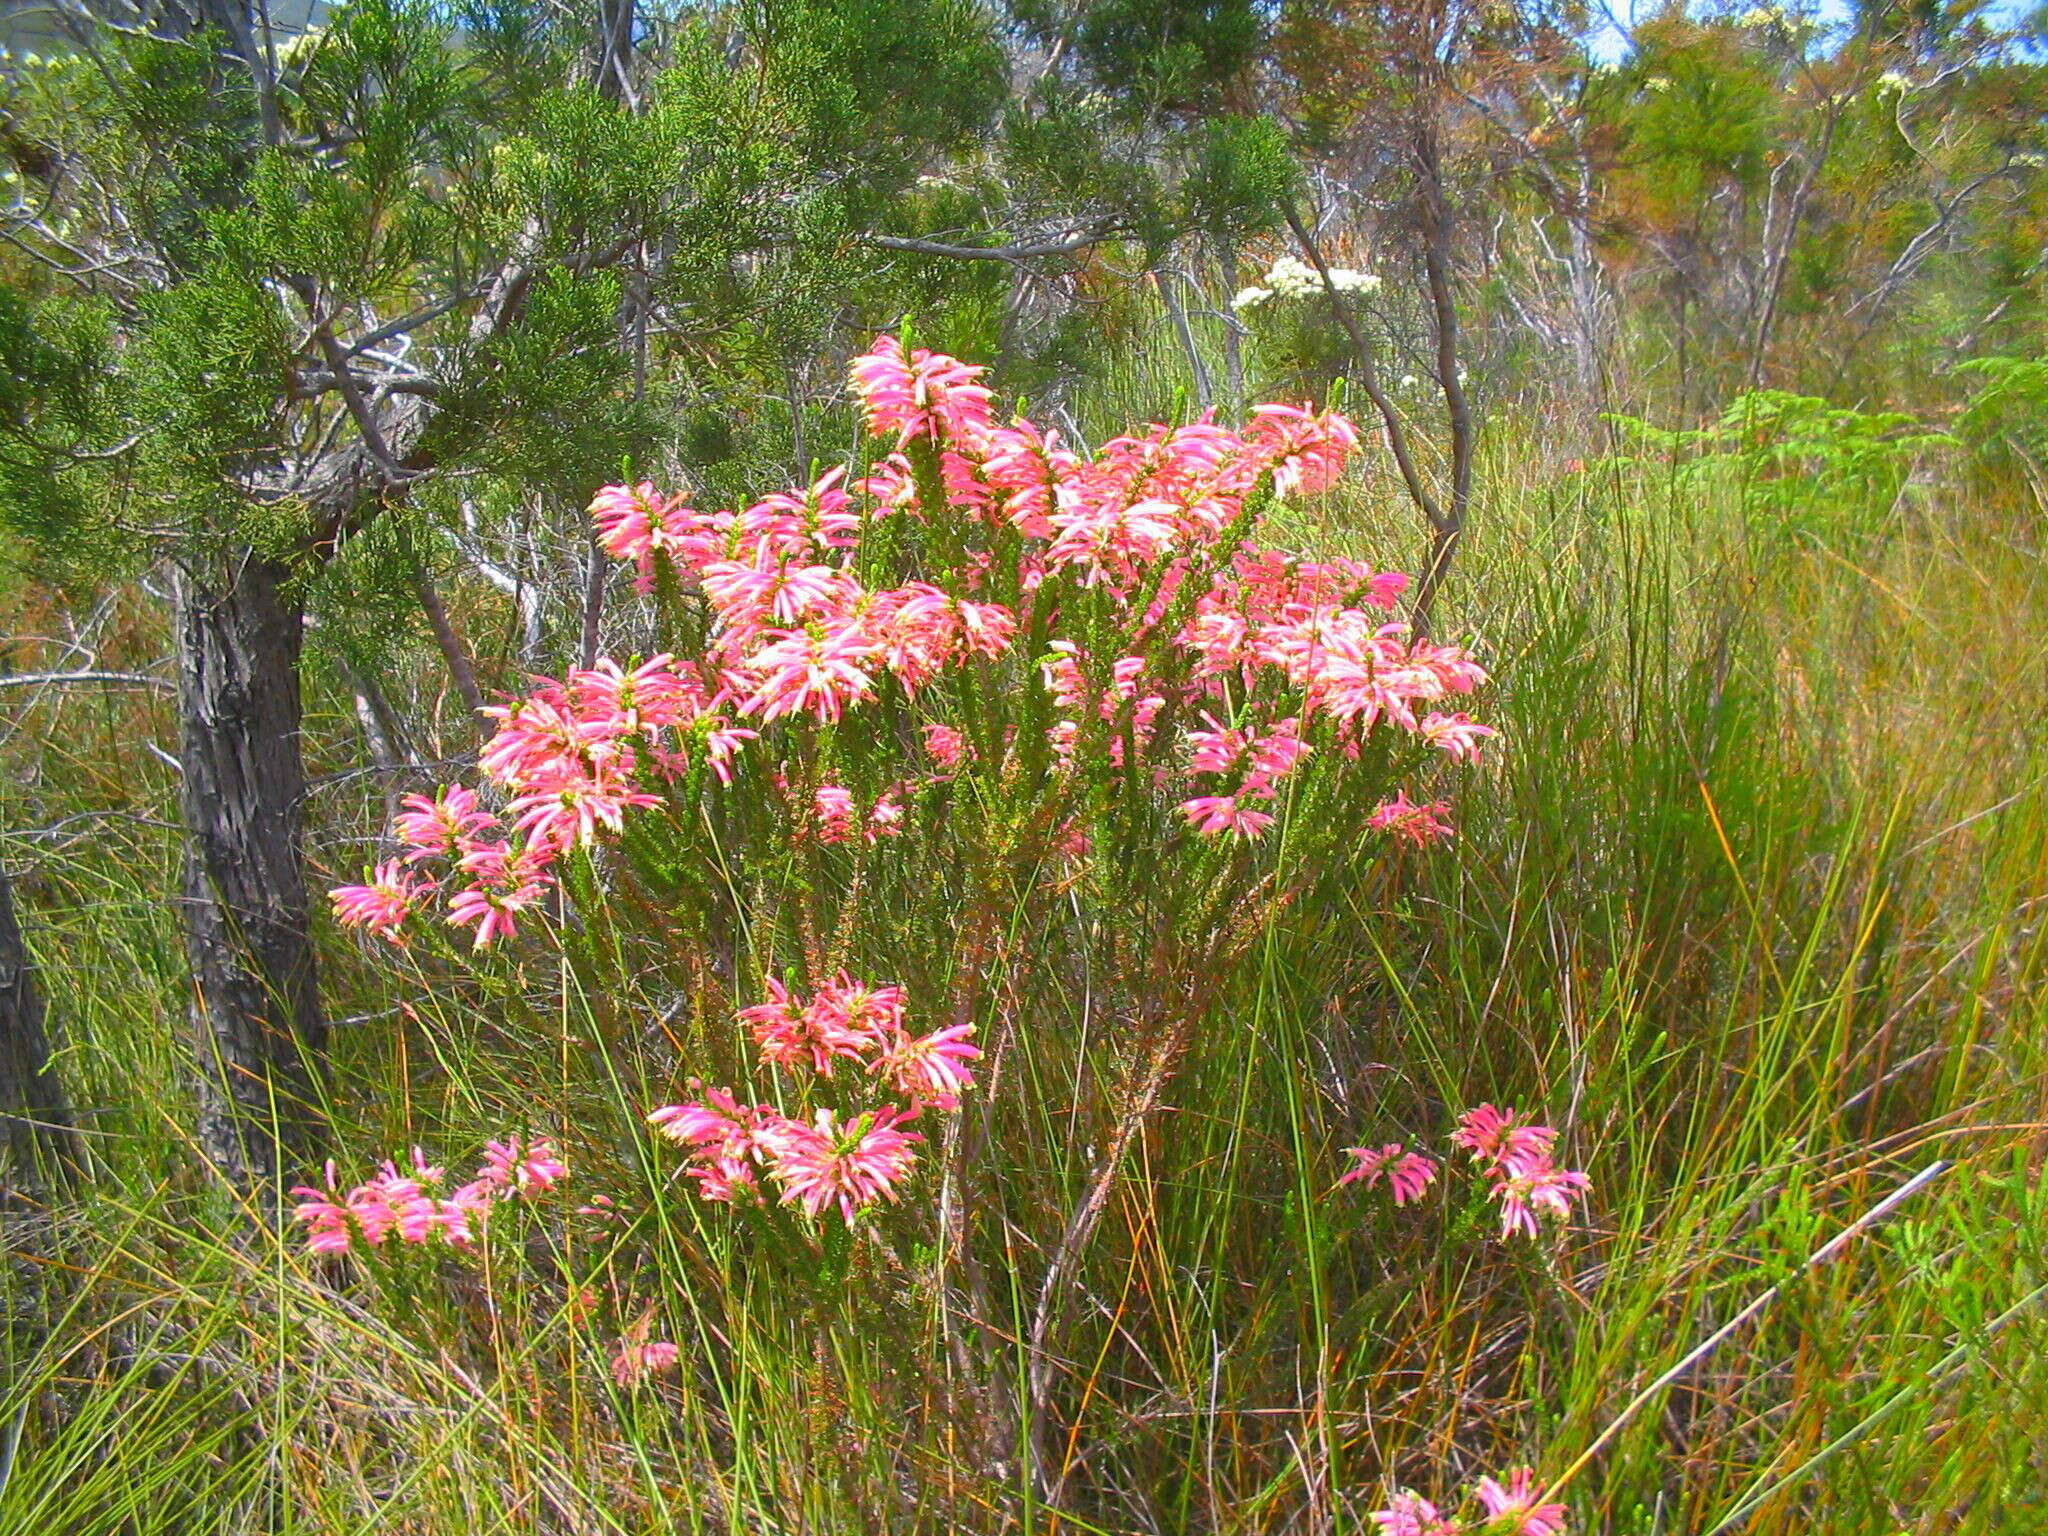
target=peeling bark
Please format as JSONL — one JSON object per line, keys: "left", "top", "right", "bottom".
{"left": 176, "top": 552, "right": 324, "bottom": 1192}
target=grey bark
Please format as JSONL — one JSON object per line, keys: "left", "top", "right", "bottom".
{"left": 0, "top": 861, "right": 82, "bottom": 1188}
{"left": 177, "top": 552, "right": 324, "bottom": 1193}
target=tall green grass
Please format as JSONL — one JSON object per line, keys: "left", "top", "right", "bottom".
{"left": 3, "top": 399, "right": 2046, "bottom": 1533}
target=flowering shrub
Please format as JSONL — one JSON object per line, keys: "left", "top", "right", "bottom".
{"left": 290, "top": 1136, "right": 567, "bottom": 1255}
{"left": 332, "top": 331, "right": 1493, "bottom": 956}
{"left": 323, "top": 334, "right": 1510, "bottom": 1508}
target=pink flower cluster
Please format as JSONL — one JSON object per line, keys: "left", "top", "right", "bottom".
{"left": 1453, "top": 1103, "right": 1594, "bottom": 1240}
{"left": 1371, "top": 1468, "right": 1568, "bottom": 1536}
{"left": 290, "top": 1136, "right": 567, "bottom": 1256}
{"left": 646, "top": 976, "right": 976, "bottom": 1224}
{"left": 1339, "top": 1104, "right": 1590, "bottom": 1241}
{"left": 331, "top": 334, "right": 1497, "bottom": 946}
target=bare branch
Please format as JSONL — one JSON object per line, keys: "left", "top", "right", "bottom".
{"left": 0, "top": 669, "right": 172, "bottom": 691}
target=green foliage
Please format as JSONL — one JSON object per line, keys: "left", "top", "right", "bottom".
{"left": 1015, "top": 0, "right": 1264, "bottom": 118}
{"left": 1179, "top": 114, "right": 1298, "bottom": 240}
{"left": 0, "top": 283, "right": 122, "bottom": 580}
{"left": 1954, "top": 352, "right": 2048, "bottom": 475}
{"left": 755, "top": 0, "right": 1007, "bottom": 214}
{"left": 1601, "top": 390, "right": 1955, "bottom": 537}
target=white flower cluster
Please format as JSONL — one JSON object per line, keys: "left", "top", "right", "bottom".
{"left": 1876, "top": 70, "right": 1913, "bottom": 96}
{"left": 1234, "top": 255, "right": 1381, "bottom": 310}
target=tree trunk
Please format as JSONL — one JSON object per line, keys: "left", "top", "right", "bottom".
{"left": 177, "top": 551, "right": 325, "bottom": 1194}
{"left": 0, "top": 860, "right": 81, "bottom": 1188}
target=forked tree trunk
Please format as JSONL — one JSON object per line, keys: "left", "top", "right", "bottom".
{"left": 177, "top": 551, "right": 325, "bottom": 1193}
{"left": 0, "top": 861, "right": 81, "bottom": 1187}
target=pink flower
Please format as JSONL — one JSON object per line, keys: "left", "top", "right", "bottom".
{"left": 1451, "top": 1105, "right": 1558, "bottom": 1176}
{"left": 506, "top": 763, "right": 661, "bottom": 850}
{"left": 446, "top": 839, "right": 556, "bottom": 948}
{"left": 569, "top": 655, "right": 706, "bottom": 733}
{"left": 330, "top": 860, "right": 432, "bottom": 943}
{"left": 1245, "top": 403, "right": 1360, "bottom": 497}
{"left": 1420, "top": 711, "right": 1499, "bottom": 764}
{"left": 849, "top": 334, "right": 995, "bottom": 449}
{"left": 806, "top": 974, "right": 904, "bottom": 1055}
{"left": 740, "top": 623, "right": 878, "bottom": 723}
{"left": 1472, "top": 1469, "right": 1567, "bottom": 1536}
{"left": 476, "top": 1136, "right": 568, "bottom": 1195}
{"left": 392, "top": 786, "right": 496, "bottom": 864}
{"left": 590, "top": 481, "right": 663, "bottom": 571}
{"left": 1187, "top": 714, "right": 1248, "bottom": 775}
{"left": 955, "top": 600, "right": 1017, "bottom": 658}
{"left": 868, "top": 786, "right": 906, "bottom": 839}
{"left": 766, "top": 1106, "right": 923, "bottom": 1224}
{"left": 738, "top": 974, "right": 897, "bottom": 1076}
{"left": 1338, "top": 1143, "right": 1438, "bottom": 1206}
{"left": 647, "top": 1085, "right": 790, "bottom": 1205}
{"left": 290, "top": 1162, "right": 353, "bottom": 1255}
{"left": 1367, "top": 791, "right": 1455, "bottom": 846}
{"left": 1370, "top": 1490, "right": 1461, "bottom": 1536}
{"left": 1248, "top": 718, "right": 1311, "bottom": 781}
{"left": 291, "top": 1134, "right": 561, "bottom": 1258}
{"left": 1179, "top": 794, "right": 1276, "bottom": 838}
{"left": 814, "top": 784, "right": 859, "bottom": 844}
{"left": 735, "top": 978, "right": 812, "bottom": 1067}
{"left": 1491, "top": 1158, "right": 1592, "bottom": 1240}
{"left": 873, "top": 1022, "right": 980, "bottom": 1107}
{"left": 922, "top": 723, "right": 967, "bottom": 769}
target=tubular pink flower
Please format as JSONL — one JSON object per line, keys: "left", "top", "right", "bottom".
{"left": 1179, "top": 794, "right": 1276, "bottom": 838}
{"left": 291, "top": 1133, "right": 563, "bottom": 1257}
{"left": 477, "top": 1136, "right": 568, "bottom": 1195}
{"left": 590, "top": 482, "right": 662, "bottom": 567}
{"left": 1472, "top": 1469, "right": 1567, "bottom": 1536}
{"left": 1338, "top": 1143, "right": 1438, "bottom": 1206}
{"left": 873, "top": 1022, "right": 980, "bottom": 1108}
{"left": 330, "top": 860, "right": 432, "bottom": 943}
{"left": 1420, "top": 710, "right": 1499, "bottom": 764}
{"left": 611, "top": 1314, "right": 682, "bottom": 1388}
{"left": 290, "top": 1162, "right": 353, "bottom": 1255}
{"left": 446, "top": 838, "right": 556, "bottom": 949}
{"left": 740, "top": 623, "right": 878, "bottom": 723}
{"left": 1491, "top": 1157, "right": 1592, "bottom": 1240}
{"left": 393, "top": 786, "right": 496, "bottom": 864}
{"left": 849, "top": 334, "right": 995, "bottom": 449}
{"left": 811, "top": 783, "right": 862, "bottom": 845}
{"left": 507, "top": 764, "right": 661, "bottom": 851}
{"left": 1370, "top": 1490, "right": 1461, "bottom": 1536}
{"left": 1245, "top": 403, "right": 1361, "bottom": 497}
{"left": 1367, "top": 791, "right": 1456, "bottom": 846}
{"left": 766, "top": 1106, "right": 923, "bottom": 1224}
{"left": 1451, "top": 1105, "right": 1558, "bottom": 1176}
{"left": 568, "top": 655, "right": 706, "bottom": 734}
{"left": 1187, "top": 713, "right": 1246, "bottom": 775}
{"left": 922, "top": 723, "right": 967, "bottom": 770}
